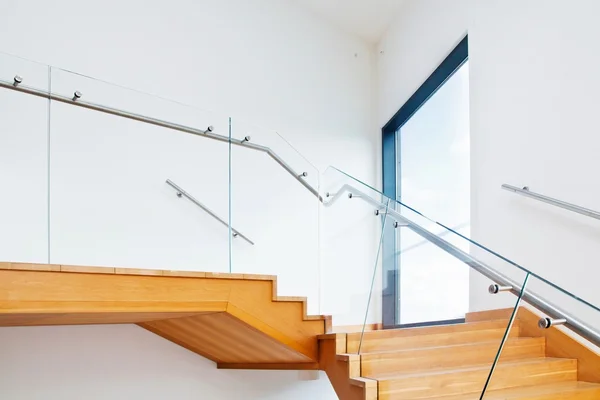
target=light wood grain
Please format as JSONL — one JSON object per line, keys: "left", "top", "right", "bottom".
{"left": 466, "top": 308, "right": 515, "bottom": 322}
{"left": 0, "top": 269, "right": 233, "bottom": 303}
{"left": 161, "top": 270, "right": 206, "bottom": 278}
{"left": 8, "top": 262, "right": 61, "bottom": 272}
{"left": 0, "top": 311, "right": 213, "bottom": 326}
{"left": 0, "top": 263, "right": 278, "bottom": 283}
{"left": 518, "top": 306, "right": 600, "bottom": 383}
{"left": 226, "top": 281, "right": 323, "bottom": 358}
{"left": 439, "top": 381, "right": 600, "bottom": 400}
{"left": 216, "top": 362, "right": 319, "bottom": 370}
{"left": 376, "top": 358, "right": 577, "bottom": 399}
{"left": 204, "top": 272, "right": 246, "bottom": 279}
{"left": 114, "top": 268, "right": 163, "bottom": 276}
{"left": 320, "top": 308, "right": 599, "bottom": 399}
{"left": 60, "top": 265, "right": 116, "bottom": 274}
{"left": 0, "top": 263, "right": 329, "bottom": 368}
{"left": 332, "top": 323, "right": 383, "bottom": 333}
{"left": 318, "top": 334, "right": 377, "bottom": 400}
{"left": 140, "top": 312, "right": 311, "bottom": 364}
{"left": 360, "top": 337, "right": 545, "bottom": 376}
{"left": 0, "top": 300, "right": 228, "bottom": 314}
{"left": 347, "top": 320, "right": 519, "bottom": 353}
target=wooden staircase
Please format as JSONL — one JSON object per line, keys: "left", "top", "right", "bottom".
{"left": 319, "top": 309, "right": 600, "bottom": 399}
{"left": 2, "top": 262, "right": 600, "bottom": 399}
{"left": 0, "top": 262, "right": 330, "bottom": 369}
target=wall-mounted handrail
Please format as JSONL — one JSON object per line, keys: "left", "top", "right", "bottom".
{"left": 166, "top": 179, "right": 254, "bottom": 245}
{"left": 0, "top": 78, "right": 321, "bottom": 202}
{"left": 326, "top": 184, "right": 600, "bottom": 350}
{"left": 502, "top": 184, "right": 600, "bottom": 220}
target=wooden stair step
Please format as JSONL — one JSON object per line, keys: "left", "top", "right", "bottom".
{"left": 438, "top": 381, "right": 600, "bottom": 400}
{"left": 0, "top": 264, "right": 330, "bottom": 367}
{"left": 361, "top": 337, "right": 545, "bottom": 376}
{"left": 373, "top": 357, "right": 577, "bottom": 399}
{"left": 348, "top": 320, "right": 519, "bottom": 353}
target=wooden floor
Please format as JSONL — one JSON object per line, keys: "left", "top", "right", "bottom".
{"left": 0, "top": 262, "right": 329, "bottom": 369}
{"left": 319, "top": 308, "right": 600, "bottom": 399}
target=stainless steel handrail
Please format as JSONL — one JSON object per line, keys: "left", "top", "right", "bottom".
{"left": 166, "top": 179, "right": 254, "bottom": 245}
{"left": 326, "top": 184, "right": 600, "bottom": 349}
{"left": 0, "top": 78, "right": 321, "bottom": 202}
{"left": 5, "top": 75, "right": 598, "bottom": 346}
{"left": 502, "top": 184, "right": 600, "bottom": 220}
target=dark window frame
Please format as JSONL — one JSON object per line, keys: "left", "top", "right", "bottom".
{"left": 381, "top": 35, "right": 469, "bottom": 328}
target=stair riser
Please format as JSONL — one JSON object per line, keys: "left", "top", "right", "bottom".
{"left": 434, "top": 385, "right": 600, "bottom": 400}
{"left": 378, "top": 359, "right": 577, "bottom": 399}
{"left": 362, "top": 339, "right": 545, "bottom": 376}
{"left": 516, "top": 389, "right": 600, "bottom": 400}
{"left": 349, "top": 327, "right": 520, "bottom": 353}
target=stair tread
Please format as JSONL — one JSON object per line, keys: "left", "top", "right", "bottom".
{"left": 436, "top": 381, "right": 600, "bottom": 399}
{"left": 366, "top": 357, "right": 575, "bottom": 381}
{"left": 360, "top": 336, "right": 542, "bottom": 356}
{"left": 349, "top": 319, "right": 515, "bottom": 340}
{"left": 350, "top": 320, "right": 521, "bottom": 353}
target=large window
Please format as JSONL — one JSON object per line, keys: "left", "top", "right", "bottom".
{"left": 381, "top": 36, "right": 469, "bottom": 327}
{"left": 396, "top": 60, "right": 470, "bottom": 324}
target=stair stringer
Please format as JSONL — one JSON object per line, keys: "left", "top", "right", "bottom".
{"left": 0, "top": 262, "right": 330, "bottom": 367}
{"left": 318, "top": 333, "right": 378, "bottom": 400}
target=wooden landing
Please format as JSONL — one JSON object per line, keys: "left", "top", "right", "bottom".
{"left": 0, "top": 262, "right": 330, "bottom": 368}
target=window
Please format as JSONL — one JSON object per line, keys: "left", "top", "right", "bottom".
{"left": 381, "top": 36, "right": 469, "bottom": 328}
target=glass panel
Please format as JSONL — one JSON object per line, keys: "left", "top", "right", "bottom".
{"left": 482, "top": 273, "right": 600, "bottom": 397}
{"left": 479, "top": 273, "right": 530, "bottom": 398}
{"left": 323, "top": 166, "right": 535, "bottom": 397}
{"left": 0, "top": 53, "right": 50, "bottom": 264}
{"left": 320, "top": 167, "right": 386, "bottom": 329}
{"left": 357, "top": 198, "right": 391, "bottom": 354}
{"left": 230, "top": 118, "right": 320, "bottom": 313}
{"left": 397, "top": 59, "right": 470, "bottom": 324}
{"left": 48, "top": 67, "right": 232, "bottom": 273}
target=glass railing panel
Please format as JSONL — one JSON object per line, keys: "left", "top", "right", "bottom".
{"left": 481, "top": 273, "right": 600, "bottom": 397}
{"left": 357, "top": 197, "right": 392, "bottom": 354}
{"left": 395, "top": 218, "right": 470, "bottom": 325}
{"left": 321, "top": 167, "right": 386, "bottom": 328}
{"left": 230, "top": 118, "right": 320, "bottom": 313}
{"left": 323, "top": 166, "right": 537, "bottom": 397}
{"left": 47, "top": 67, "right": 232, "bottom": 273}
{"left": 0, "top": 53, "right": 50, "bottom": 264}
{"left": 479, "top": 272, "right": 531, "bottom": 398}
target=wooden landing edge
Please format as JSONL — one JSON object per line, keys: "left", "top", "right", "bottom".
{"left": 0, "top": 261, "right": 331, "bottom": 332}
{"left": 217, "top": 362, "right": 319, "bottom": 370}
{"left": 465, "top": 308, "right": 515, "bottom": 322}
{"left": 330, "top": 323, "right": 383, "bottom": 333}
{"left": 0, "top": 262, "right": 276, "bottom": 281}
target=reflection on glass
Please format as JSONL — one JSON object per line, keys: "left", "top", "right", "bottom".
{"left": 397, "top": 60, "right": 470, "bottom": 324}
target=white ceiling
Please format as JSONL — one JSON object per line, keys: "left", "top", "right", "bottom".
{"left": 294, "top": 0, "right": 405, "bottom": 44}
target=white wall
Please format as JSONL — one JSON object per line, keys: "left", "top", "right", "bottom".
{"left": 0, "top": 325, "right": 335, "bottom": 400}
{"left": 376, "top": 0, "right": 600, "bottom": 329}
{"left": 0, "top": 0, "right": 377, "bottom": 398}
